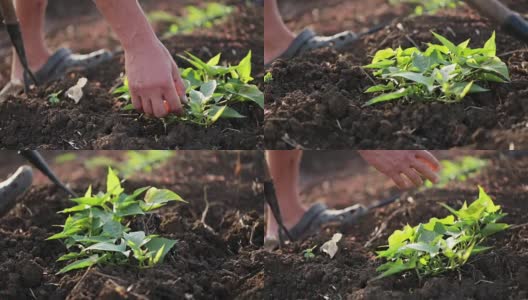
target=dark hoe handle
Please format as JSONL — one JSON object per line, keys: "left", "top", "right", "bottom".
{"left": 264, "top": 180, "right": 293, "bottom": 246}
{"left": 18, "top": 150, "right": 77, "bottom": 197}
{"left": 502, "top": 14, "right": 528, "bottom": 44}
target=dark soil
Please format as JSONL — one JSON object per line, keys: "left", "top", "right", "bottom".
{"left": 0, "top": 150, "right": 265, "bottom": 299}
{"left": 264, "top": 0, "right": 528, "bottom": 149}
{"left": 0, "top": 0, "right": 263, "bottom": 150}
{"left": 263, "top": 151, "right": 528, "bottom": 299}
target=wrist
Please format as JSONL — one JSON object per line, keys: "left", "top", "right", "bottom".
{"left": 122, "top": 30, "right": 159, "bottom": 54}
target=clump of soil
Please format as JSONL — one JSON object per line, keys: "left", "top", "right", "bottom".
{"left": 0, "top": 151, "right": 265, "bottom": 299}
{"left": 265, "top": 1, "right": 528, "bottom": 149}
{"left": 263, "top": 152, "right": 528, "bottom": 299}
{"left": 0, "top": 1, "right": 263, "bottom": 150}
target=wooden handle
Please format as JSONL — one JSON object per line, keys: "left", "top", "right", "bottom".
{"left": 0, "top": 0, "right": 18, "bottom": 24}
{"left": 465, "top": 0, "right": 514, "bottom": 24}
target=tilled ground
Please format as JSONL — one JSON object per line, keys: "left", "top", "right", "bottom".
{"left": 263, "top": 151, "right": 528, "bottom": 299}
{"left": 0, "top": 151, "right": 265, "bottom": 299}
{"left": 264, "top": 0, "right": 528, "bottom": 149}
{"left": 0, "top": 0, "right": 263, "bottom": 150}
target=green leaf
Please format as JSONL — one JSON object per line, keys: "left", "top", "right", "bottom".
{"left": 190, "top": 89, "right": 206, "bottom": 104}
{"left": 237, "top": 51, "right": 253, "bottom": 83}
{"left": 207, "top": 53, "right": 221, "bottom": 66}
{"left": 47, "top": 226, "right": 83, "bottom": 240}
{"left": 235, "top": 84, "right": 264, "bottom": 109}
{"left": 375, "top": 258, "right": 416, "bottom": 279}
{"left": 483, "top": 31, "right": 496, "bottom": 56}
{"left": 469, "top": 83, "right": 489, "bottom": 93}
{"left": 403, "top": 242, "right": 440, "bottom": 255}
{"left": 372, "top": 48, "right": 396, "bottom": 63}
{"left": 144, "top": 237, "right": 177, "bottom": 263}
{"left": 210, "top": 106, "right": 227, "bottom": 124}
{"left": 60, "top": 204, "right": 91, "bottom": 214}
{"left": 85, "top": 240, "right": 127, "bottom": 254}
{"left": 478, "top": 59, "right": 510, "bottom": 81}
{"left": 471, "top": 245, "right": 493, "bottom": 255}
{"left": 200, "top": 80, "right": 217, "bottom": 99}
{"left": 115, "top": 203, "right": 145, "bottom": 217}
{"left": 481, "top": 223, "right": 509, "bottom": 237}
{"left": 388, "top": 224, "right": 414, "bottom": 247}
{"left": 364, "top": 60, "right": 395, "bottom": 69}
{"left": 142, "top": 187, "right": 185, "bottom": 211}
{"left": 365, "top": 83, "right": 395, "bottom": 93}
{"left": 57, "top": 254, "right": 102, "bottom": 274}
{"left": 432, "top": 32, "right": 458, "bottom": 55}
{"left": 387, "top": 72, "right": 435, "bottom": 91}
{"left": 102, "top": 220, "right": 126, "bottom": 238}
{"left": 219, "top": 106, "right": 245, "bottom": 119}
{"left": 363, "top": 88, "right": 409, "bottom": 106}
{"left": 123, "top": 231, "right": 148, "bottom": 248}
{"left": 106, "top": 167, "right": 123, "bottom": 196}
{"left": 57, "top": 252, "right": 86, "bottom": 262}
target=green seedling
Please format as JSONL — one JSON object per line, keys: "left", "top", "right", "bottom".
{"left": 149, "top": 3, "right": 233, "bottom": 38}
{"left": 303, "top": 245, "right": 318, "bottom": 259}
{"left": 389, "top": 0, "right": 462, "bottom": 15}
{"left": 376, "top": 186, "right": 509, "bottom": 280}
{"left": 48, "top": 168, "right": 185, "bottom": 274}
{"left": 363, "top": 32, "right": 510, "bottom": 106}
{"left": 54, "top": 153, "right": 78, "bottom": 164}
{"left": 112, "top": 77, "right": 134, "bottom": 111}
{"left": 425, "top": 156, "right": 488, "bottom": 188}
{"left": 85, "top": 150, "right": 174, "bottom": 179}
{"left": 264, "top": 72, "right": 273, "bottom": 83}
{"left": 48, "top": 90, "right": 63, "bottom": 105}
{"left": 176, "top": 50, "right": 263, "bottom": 126}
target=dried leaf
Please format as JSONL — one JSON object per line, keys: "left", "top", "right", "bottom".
{"left": 66, "top": 77, "right": 88, "bottom": 104}
{"left": 320, "top": 233, "right": 343, "bottom": 259}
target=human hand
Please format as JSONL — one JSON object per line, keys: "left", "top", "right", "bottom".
{"left": 124, "top": 40, "right": 187, "bottom": 117}
{"left": 358, "top": 150, "right": 440, "bottom": 190}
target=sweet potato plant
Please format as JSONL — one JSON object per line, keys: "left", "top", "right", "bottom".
{"left": 376, "top": 187, "right": 509, "bottom": 279}
{"left": 363, "top": 32, "right": 510, "bottom": 106}
{"left": 48, "top": 168, "right": 185, "bottom": 274}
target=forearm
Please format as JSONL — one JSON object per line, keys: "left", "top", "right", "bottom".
{"left": 93, "top": 0, "right": 158, "bottom": 51}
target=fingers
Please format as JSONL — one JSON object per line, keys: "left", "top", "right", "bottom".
{"left": 129, "top": 88, "right": 143, "bottom": 113}
{"left": 142, "top": 97, "right": 154, "bottom": 116}
{"left": 391, "top": 173, "right": 411, "bottom": 190}
{"left": 163, "top": 83, "right": 183, "bottom": 115}
{"left": 172, "top": 61, "right": 187, "bottom": 103}
{"left": 414, "top": 151, "right": 441, "bottom": 171}
{"left": 131, "top": 88, "right": 180, "bottom": 118}
{"left": 411, "top": 160, "right": 439, "bottom": 184}
{"left": 148, "top": 93, "right": 169, "bottom": 118}
{"left": 403, "top": 168, "right": 424, "bottom": 188}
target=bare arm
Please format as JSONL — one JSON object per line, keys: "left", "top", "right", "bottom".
{"left": 93, "top": 0, "right": 186, "bottom": 117}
